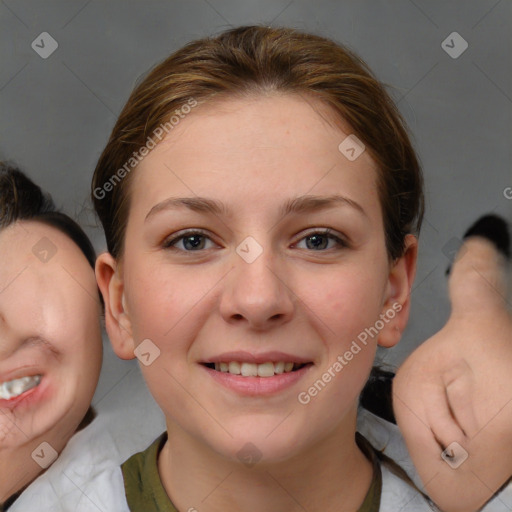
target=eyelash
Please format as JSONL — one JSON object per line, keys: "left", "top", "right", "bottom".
{"left": 162, "top": 228, "right": 348, "bottom": 253}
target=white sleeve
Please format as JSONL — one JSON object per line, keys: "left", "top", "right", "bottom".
{"left": 10, "top": 414, "right": 129, "bottom": 512}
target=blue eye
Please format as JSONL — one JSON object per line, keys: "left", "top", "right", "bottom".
{"left": 163, "top": 228, "right": 347, "bottom": 253}
{"left": 295, "top": 229, "right": 347, "bottom": 251}
{"left": 163, "top": 230, "right": 215, "bottom": 251}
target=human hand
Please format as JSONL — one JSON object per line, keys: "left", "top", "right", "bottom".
{"left": 394, "top": 220, "right": 512, "bottom": 512}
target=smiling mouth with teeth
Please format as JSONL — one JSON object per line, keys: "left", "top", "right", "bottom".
{"left": 203, "top": 361, "right": 308, "bottom": 377}
{"left": 0, "top": 375, "right": 42, "bottom": 400}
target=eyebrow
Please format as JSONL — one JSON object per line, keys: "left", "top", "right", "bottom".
{"left": 144, "top": 194, "right": 367, "bottom": 222}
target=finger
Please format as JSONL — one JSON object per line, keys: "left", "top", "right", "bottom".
{"left": 424, "top": 377, "right": 467, "bottom": 451}
{"left": 443, "top": 360, "right": 479, "bottom": 438}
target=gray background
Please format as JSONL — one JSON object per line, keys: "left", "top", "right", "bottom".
{"left": 1, "top": 0, "right": 511, "bottom": 413}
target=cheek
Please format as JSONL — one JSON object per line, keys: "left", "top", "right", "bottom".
{"left": 126, "top": 263, "right": 215, "bottom": 348}
{"left": 46, "top": 299, "right": 102, "bottom": 379}
{"left": 297, "top": 265, "right": 387, "bottom": 344}
{"left": 301, "top": 273, "right": 381, "bottom": 410}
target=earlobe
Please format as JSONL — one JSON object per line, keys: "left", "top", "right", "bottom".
{"left": 95, "top": 252, "right": 135, "bottom": 360}
{"left": 378, "top": 235, "right": 418, "bottom": 348}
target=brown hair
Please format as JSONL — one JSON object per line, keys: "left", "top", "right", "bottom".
{"left": 1, "top": 162, "right": 97, "bottom": 270}
{"left": 92, "top": 25, "right": 424, "bottom": 260}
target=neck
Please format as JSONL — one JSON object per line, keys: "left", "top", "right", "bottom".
{"left": 159, "top": 407, "right": 373, "bottom": 512}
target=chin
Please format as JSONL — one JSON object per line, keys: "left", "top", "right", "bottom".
{"left": 210, "top": 427, "right": 307, "bottom": 467}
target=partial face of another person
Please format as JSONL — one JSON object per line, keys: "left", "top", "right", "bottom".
{"left": 0, "top": 221, "right": 102, "bottom": 449}
{"left": 102, "top": 94, "right": 414, "bottom": 463}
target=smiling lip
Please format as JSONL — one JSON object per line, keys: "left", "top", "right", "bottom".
{"left": 203, "top": 364, "right": 312, "bottom": 395}
{"left": 0, "top": 365, "right": 44, "bottom": 385}
{"left": 201, "top": 351, "right": 312, "bottom": 365}
{"left": 200, "top": 351, "right": 313, "bottom": 396}
{"left": 0, "top": 375, "right": 48, "bottom": 410}
{"left": 0, "top": 364, "right": 47, "bottom": 409}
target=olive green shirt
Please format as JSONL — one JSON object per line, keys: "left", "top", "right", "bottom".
{"left": 121, "top": 432, "right": 381, "bottom": 511}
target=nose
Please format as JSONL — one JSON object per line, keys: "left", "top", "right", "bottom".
{"left": 219, "top": 243, "right": 295, "bottom": 331}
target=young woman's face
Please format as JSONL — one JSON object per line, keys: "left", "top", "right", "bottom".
{"left": 0, "top": 221, "right": 102, "bottom": 450}
{"left": 105, "top": 94, "right": 414, "bottom": 463}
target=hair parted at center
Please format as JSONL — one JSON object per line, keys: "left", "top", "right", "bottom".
{"left": 92, "top": 25, "right": 424, "bottom": 260}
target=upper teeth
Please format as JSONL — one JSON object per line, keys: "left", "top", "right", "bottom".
{"left": 214, "top": 361, "right": 297, "bottom": 377}
{"left": 0, "top": 375, "right": 41, "bottom": 400}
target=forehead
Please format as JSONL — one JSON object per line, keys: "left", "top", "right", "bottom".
{"left": 130, "top": 94, "right": 380, "bottom": 220}
{"left": 0, "top": 220, "right": 93, "bottom": 287}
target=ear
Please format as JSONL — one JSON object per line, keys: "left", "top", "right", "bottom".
{"left": 378, "top": 234, "right": 418, "bottom": 348}
{"left": 95, "top": 252, "right": 135, "bottom": 360}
